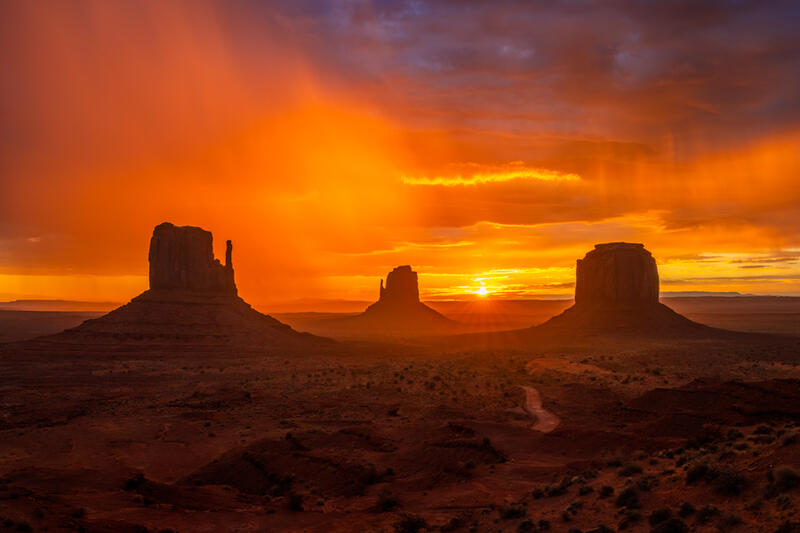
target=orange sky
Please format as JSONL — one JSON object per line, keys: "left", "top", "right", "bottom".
{"left": 1, "top": 1, "right": 799, "bottom": 307}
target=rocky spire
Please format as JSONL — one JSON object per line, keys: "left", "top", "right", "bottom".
{"left": 148, "top": 222, "right": 236, "bottom": 294}
{"left": 378, "top": 265, "right": 420, "bottom": 305}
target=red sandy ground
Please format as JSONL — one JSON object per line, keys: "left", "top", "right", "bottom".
{"left": 1, "top": 329, "right": 799, "bottom": 532}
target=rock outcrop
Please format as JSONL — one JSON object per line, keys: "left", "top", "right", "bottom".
{"left": 454, "top": 242, "right": 731, "bottom": 348}
{"left": 378, "top": 266, "right": 420, "bottom": 306}
{"left": 317, "top": 265, "right": 457, "bottom": 338}
{"left": 37, "top": 222, "right": 327, "bottom": 350}
{"left": 575, "top": 242, "right": 659, "bottom": 306}
{"left": 148, "top": 222, "right": 236, "bottom": 294}
{"left": 527, "top": 242, "right": 718, "bottom": 339}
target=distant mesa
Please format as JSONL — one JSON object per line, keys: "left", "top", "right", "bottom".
{"left": 575, "top": 242, "right": 659, "bottom": 307}
{"left": 377, "top": 265, "right": 420, "bottom": 307}
{"left": 36, "top": 222, "right": 327, "bottom": 350}
{"left": 530, "top": 242, "right": 722, "bottom": 339}
{"left": 326, "top": 265, "right": 458, "bottom": 337}
{"left": 450, "top": 242, "right": 735, "bottom": 347}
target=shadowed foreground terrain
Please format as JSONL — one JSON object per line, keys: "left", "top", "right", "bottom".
{"left": 1, "top": 335, "right": 799, "bottom": 532}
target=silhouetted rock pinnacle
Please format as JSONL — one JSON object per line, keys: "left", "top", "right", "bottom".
{"left": 36, "top": 222, "right": 328, "bottom": 350}
{"left": 378, "top": 265, "right": 420, "bottom": 306}
{"left": 575, "top": 242, "right": 659, "bottom": 307}
{"left": 149, "top": 222, "right": 236, "bottom": 294}
{"left": 319, "top": 265, "right": 457, "bottom": 338}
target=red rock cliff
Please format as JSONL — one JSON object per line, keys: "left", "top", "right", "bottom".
{"left": 574, "top": 242, "right": 659, "bottom": 307}
{"left": 148, "top": 222, "right": 236, "bottom": 294}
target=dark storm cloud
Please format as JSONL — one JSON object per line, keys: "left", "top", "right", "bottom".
{"left": 273, "top": 0, "right": 800, "bottom": 154}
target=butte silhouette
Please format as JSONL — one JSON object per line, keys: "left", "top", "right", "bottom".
{"left": 38, "top": 222, "right": 326, "bottom": 350}
{"left": 331, "top": 265, "right": 457, "bottom": 337}
{"left": 456, "top": 242, "right": 734, "bottom": 346}
{"left": 527, "top": 242, "right": 718, "bottom": 338}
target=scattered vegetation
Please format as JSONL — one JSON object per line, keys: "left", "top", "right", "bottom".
{"left": 499, "top": 503, "right": 527, "bottom": 519}
{"left": 376, "top": 490, "right": 398, "bottom": 512}
{"left": 686, "top": 463, "right": 747, "bottom": 495}
{"left": 393, "top": 513, "right": 428, "bottom": 533}
{"left": 618, "top": 463, "right": 643, "bottom": 477}
{"left": 615, "top": 487, "right": 640, "bottom": 509}
{"left": 766, "top": 465, "right": 800, "bottom": 497}
{"left": 287, "top": 492, "right": 303, "bottom": 511}
{"left": 648, "top": 508, "right": 672, "bottom": 525}
{"left": 650, "top": 518, "right": 688, "bottom": 533}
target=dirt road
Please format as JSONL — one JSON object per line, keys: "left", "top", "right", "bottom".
{"left": 520, "top": 385, "right": 560, "bottom": 432}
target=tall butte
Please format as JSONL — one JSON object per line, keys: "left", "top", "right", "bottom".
{"left": 41, "top": 222, "right": 326, "bottom": 349}
{"left": 527, "top": 242, "right": 719, "bottom": 339}
{"left": 148, "top": 222, "right": 237, "bottom": 294}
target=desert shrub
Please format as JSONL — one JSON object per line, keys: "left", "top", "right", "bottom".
{"left": 517, "top": 519, "right": 536, "bottom": 532}
{"left": 579, "top": 485, "right": 594, "bottom": 495}
{"left": 599, "top": 485, "right": 614, "bottom": 498}
{"left": 619, "top": 463, "right": 643, "bottom": 477}
{"left": 678, "top": 502, "right": 696, "bottom": 517}
{"left": 441, "top": 517, "right": 463, "bottom": 532}
{"left": 649, "top": 508, "right": 672, "bottom": 525}
{"left": 686, "top": 463, "right": 710, "bottom": 484}
{"left": 770, "top": 466, "right": 800, "bottom": 494}
{"left": 499, "top": 504, "right": 526, "bottom": 519}
{"left": 582, "top": 469, "right": 599, "bottom": 479}
{"left": 447, "top": 422, "right": 475, "bottom": 436}
{"left": 607, "top": 458, "right": 623, "bottom": 467}
{"left": 287, "top": 492, "right": 303, "bottom": 511}
{"left": 686, "top": 463, "right": 747, "bottom": 495}
{"left": 543, "top": 479, "right": 571, "bottom": 497}
{"left": 717, "top": 514, "right": 743, "bottom": 530}
{"left": 567, "top": 500, "right": 583, "bottom": 514}
{"left": 538, "top": 519, "right": 551, "bottom": 530}
{"left": 393, "top": 513, "right": 427, "bottom": 533}
{"left": 377, "top": 491, "right": 398, "bottom": 512}
{"left": 617, "top": 509, "right": 642, "bottom": 530}
{"left": 754, "top": 425, "right": 773, "bottom": 435}
{"left": 615, "top": 487, "right": 640, "bottom": 508}
{"left": 776, "top": 495, "right": 793, "bottom": 511}
{"left": 124, "top": 473, "right": 146, "bottom": 491}
{"left": 650, "top": 518, "right": 689, "bottom": 533}
{"left": 687, "top": 425, "right": 723, "bottom": 449}
{"left": 710, "top": 468, "right": 747, "bottom": 496}
{"left": 696, "top": 505, "right": 720, "bottom": 524}
{"left": 360, "top": 464, "right": 382, "bottom": 486}
{"left": 637, "top": 475, "right": 659, "bottom": 491}
{"left": 774, "top": 521, "right": 800, "bottom": 533}
{"left": 727, "top": 429, "right": 744, "bottom": 440}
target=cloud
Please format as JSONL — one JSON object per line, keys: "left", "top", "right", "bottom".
{"left": 401, "top": 162, "right": 580, "bottom": 186}
{"left": 2, "top": 0, "right": 800, "bottom": 301}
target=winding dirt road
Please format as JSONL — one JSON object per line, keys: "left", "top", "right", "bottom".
{"left": 520, "top": 386, "right": 560, "bottom": 432}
